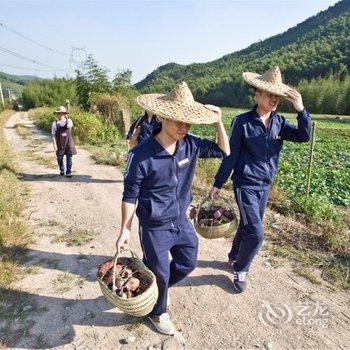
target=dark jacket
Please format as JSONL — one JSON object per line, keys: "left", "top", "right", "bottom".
{"left": 213, "top": 106, "right": 311, "bottom": 190}
{"left": 55, "top": 119, "right": 77, "bottom": 156}
{"left": 126, "top": 114, "right": 162, "bottom": 144}
{"left": 123, "top": 133, "right": 225, "bottom": 229}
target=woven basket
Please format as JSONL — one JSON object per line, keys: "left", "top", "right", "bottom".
{"left": 98, "top": 249, "right": 158, "bottom": 317}
{"left": 193, "top": 196, "right": 238, "bottom": 239}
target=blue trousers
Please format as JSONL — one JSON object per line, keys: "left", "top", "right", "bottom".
{"left": 139, "top": 219, "right": 198, "bottom": 316}
{"left": 229, "top": 187, "right": 270, "bottom": 272}
{"left": 57, "top": 154, "right": 73, "bottom": 175}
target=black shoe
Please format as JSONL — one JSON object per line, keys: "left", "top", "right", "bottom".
{"left": 66, "top": 174, "right": 72, "bottom": 178}
{"left": 60, "top": 172, "right": 65, "bottom": 176}
{"left": 233, "top": 270, "right": 247, "bottom": 293}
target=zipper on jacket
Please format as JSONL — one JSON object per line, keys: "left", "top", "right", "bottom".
{"left": 173, "top": 156, "right": 180, "bottom": 221}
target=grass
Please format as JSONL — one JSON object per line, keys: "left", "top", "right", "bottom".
{"left": 0, "top": 110, "right": 31, "bottom": 290}
{"left": 264, "top": 211, "right": 350, "bottom": 289}
{"left": 292, "top": 267, "right": 321, "bottom": 285}
{"left": 52, "top": 272, "right": 76, "bottom": 293}
{"left": 22, "top": 266, "right": 41, "bottom": 275}
{"left": 52, "top": 227, "right": 95, "bottom": 246}
{"left": 42, "top": 219, "right": 61, "bottom": 227}
{"left": 124, "top": 320, "right": 146, "bottom": 339}
{"left": 14, "top": 123, "right": 32, "bottom": 138}
{"left": 23, "top": 150, "right": 56, "bottom": 168}
{"left": 85, "top": 142, "right": 128, "bottom": 167}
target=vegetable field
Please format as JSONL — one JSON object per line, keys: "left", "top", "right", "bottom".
{"left": 192, "top": 108, "right": 350, "bottom": 208}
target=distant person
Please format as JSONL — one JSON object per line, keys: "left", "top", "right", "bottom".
{"left": 51, "top": 106, "right": 77, "bottom": 178}
{"left": 126, "top": 111, "right": 161, "bottom": 149}
{"left": 117, "top": 82, "right": 230, "bottom": 335}
{"left": 209, "top": 66, "right": 311, "bottom": 293}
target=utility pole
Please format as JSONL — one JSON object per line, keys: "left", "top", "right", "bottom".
{"left": 0, "top": 81, "right": 4, "bottom": 107}
{"left": 66, "top": 99, "right": 70, "bottom": 113}
{"left": 7, "top": 89, "right": 12, "bottom": 102}
{"left": 306, "top": 121, "right": 316, "bottom": 197}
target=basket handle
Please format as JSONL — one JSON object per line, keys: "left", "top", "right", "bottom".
{"left": 195, "top": 196, "right": 210, "bottom": 224}
{"left": 112, "top": 248, "right": 138, "bottom": 291}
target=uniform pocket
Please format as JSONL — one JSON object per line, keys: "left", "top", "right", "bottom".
{"left": 150, "top": 198, "right": 176, "bottom": 222}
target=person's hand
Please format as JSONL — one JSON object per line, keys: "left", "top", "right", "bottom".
{"left": 53, "top": 144, "right": 57, "bottom": 151}
{"left": 285, "top": 89, "right": 304, "bottom": 113}
{"left": 209, "top": 186, "right": 221, "bottom": 202}
{"left": 204, "top": 104, "right": 222, "bottom": 124}
{"left": 116, "top": 228, "right": 131, "bottom": 254}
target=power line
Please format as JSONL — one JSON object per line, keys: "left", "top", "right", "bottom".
{"left": 0, "top": 61, "right": 73, "bottom": 73}
{"left": 0, "top": 46, "right": 67, "bottom": 70}
{"left": 0, "top": 22, "right": 70, "bottom": 57}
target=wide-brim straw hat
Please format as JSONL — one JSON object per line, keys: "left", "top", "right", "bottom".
{"left": 136, "top": 82, "right": 220, "bottom": 124}
{"left": 54, "top": 106, "right": 68, "bottom": 114}
{"left": 242, "top": 66, "right": 291, "bottom": 97}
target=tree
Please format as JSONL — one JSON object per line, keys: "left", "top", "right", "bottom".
{"left": 75, "top": 54, "right": 110, "bottom": 110}
{"left": 113, "top": 69, "right": 132, "bottom": 88}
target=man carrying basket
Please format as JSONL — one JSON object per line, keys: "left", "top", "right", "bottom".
{"left": 116, "top": 82, "right": 230, "bottom": 335}
{"left": 209, "top": 66, "right": 311, "bottom": 294}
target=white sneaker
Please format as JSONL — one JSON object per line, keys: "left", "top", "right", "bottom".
{"left": 149, "top": 313, "right": 176, "bottom": 335}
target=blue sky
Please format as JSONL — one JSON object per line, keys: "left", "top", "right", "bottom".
{"left": 0, "top": 0, "right": 339, "bottom": 83}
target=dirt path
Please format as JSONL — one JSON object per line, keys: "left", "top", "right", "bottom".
{"left": 2, "top": 112, "right": 350, "bottom": 350}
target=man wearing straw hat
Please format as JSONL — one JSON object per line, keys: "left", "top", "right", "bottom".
{"left": 116, "top": 82, "right": 230, "bottom": 335}
{"left": 210, "top": 66, "right": 311, "bottom": 293}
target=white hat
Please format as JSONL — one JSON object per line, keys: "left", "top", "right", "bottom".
{"left": 54, "top": 106, "right": 68, "bottom": 114}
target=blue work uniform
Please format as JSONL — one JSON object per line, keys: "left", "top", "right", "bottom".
{"left": 123, "top": 133, "right": 225, "bottom": 316}
{"left": 214, "top": 105, "right": 311, "bottom": 272}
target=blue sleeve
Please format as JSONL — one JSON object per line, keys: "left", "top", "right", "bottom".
{"left": 191, "top": 135, "right": 226, "bottom": 159}
{"left": 213, "top": 117, "right": 242, "bottom": 189}
{"left": 122, "top": 152, "right": 144, "bottom": 204}
{"left": 280, "top": 109, "right": 311, "bottom": 142}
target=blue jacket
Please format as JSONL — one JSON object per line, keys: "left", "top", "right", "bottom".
{"left": 123, "top": 134, "right": 225, "bottom": 229}
{"left": 214, "top": 106, "right": 311, "bottom": 190}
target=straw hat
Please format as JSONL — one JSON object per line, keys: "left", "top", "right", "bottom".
{"left": 54, "top": 106, "right": 68, "bottom": 114}
{"left": 135, "top": 82, "right": 220, "bottom": 124}
{"left": 242, "top": 66, "right": 291, "bottom": 97}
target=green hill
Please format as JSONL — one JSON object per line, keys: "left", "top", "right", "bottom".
{"left": 135, "top": 0, "right": 350, "bottom": 107}
{"left": 0, "top": 71, "right": 38, "bottom": 99}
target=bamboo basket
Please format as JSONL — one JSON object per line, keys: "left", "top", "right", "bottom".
{"left": 98, "top": 249, "right": 158, "bottom": 316}
{"left": 193, "top": 196, "right": 238, "bottom": 239}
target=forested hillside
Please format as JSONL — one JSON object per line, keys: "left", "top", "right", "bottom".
{"left": 136, "top": 1, "right": 350, "bottom": 110}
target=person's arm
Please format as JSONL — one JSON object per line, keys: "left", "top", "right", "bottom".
{"left": 281, "top": 89, "right": 311, "bottom": 142}
{"left": 116, "top": 202, "right": 136, "bottom": 253}
{"left": 116, "top": 152, "right": 144, "bottom": 252}
{"left": 204, "top": 104, "right": 230, "bottom": 155}
{"left": 215, "top": 120, "right": 230, "bottom": 155}
{"left": 51, "top": 122, "right": 58, "bottom": 151}
{"left": 209, "top": 116, "right": 243, "bottom": 200}
{"left": 67, "top": 117, "right": 73, "bottom": 129}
